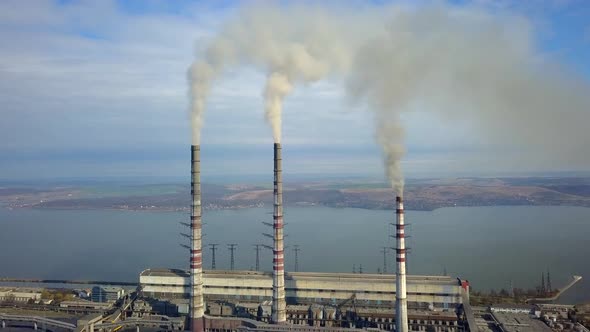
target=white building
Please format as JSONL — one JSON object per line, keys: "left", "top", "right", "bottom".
{"left": 0, "top": 287, "right": 42, "bottom": 303}
{"left": 140, "top": 269, "right": 468, "bottom": 308}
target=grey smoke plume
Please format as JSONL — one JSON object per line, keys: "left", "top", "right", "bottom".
{"left": 189, "top": 3, "right": 590, "bottom": 192}
{"left": 264, "top": 72, "right": 292, "bottom": 143}
{"left": 188, "top": 62, "right": 212, "bottom": 145}
{"left": 347, "top": 4, "right": 590, "bottom": 193}
{"left": 376, "top": 120, "right": 406, "bottom": 195}
{"left": 188, "top": 4, "right": 369, "bottom": 143}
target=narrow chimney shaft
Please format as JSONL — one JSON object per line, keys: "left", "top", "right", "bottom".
{"left": 395, "top": 195, "right": 408, "bottom": 332}
{"left": 190, "top": 145, "right": 205, "bottom": 332}
{"left": 272, "top": 143, "right": 286, "bottom": 323}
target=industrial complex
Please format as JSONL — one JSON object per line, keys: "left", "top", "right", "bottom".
{"left": 169, "top": 143, "right": 471, "bottom": 332}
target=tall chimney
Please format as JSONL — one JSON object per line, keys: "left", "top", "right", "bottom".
{"left": 395, "top": 196, "right": 408, "bottom": 332}
{"left": 190, "top": 145, "right": 205, "bottom": 332}
{"left": 272, "top": 143, "right": 286, "bottom": 323}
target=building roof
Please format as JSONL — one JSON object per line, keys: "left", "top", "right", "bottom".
{"left": 0, "top": 287, "right": 43, "bottom": 295}
{"left": 491, "top": 304, "right": 534, "bottom": 310}
{"left": 0, "top": 287, "right": 42, "bottom": 293}
{"left": 141, "top": 268, "right": 459, "bottom": 287}
{"left": 93, "top": 286, "right": 124, "bottom": 292}
{"left": 61, "top": 300, "right": 112, "bottom": 308}
{"left": 140, "top": 268, "right": 190, "bottom": 278}
{"left": 492, "top": 312, "right": 552, "bottom": 332}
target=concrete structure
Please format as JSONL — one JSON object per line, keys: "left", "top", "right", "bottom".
{"left": 77, "top": 313, "right": 103, "bottom": 331}
{"left": 272, "top": 142, "right": 286, "bottom": 324}
{"left": 140, "top": 269, "right": 466, "bottom": 307}
{"left": 0, "top": 287, "right": 41, "bottom": 303}
{"left": 0, "top": 312, "right": 76, "bottom": 331}
{"left": 91, "top": 286, "right": 124, "bottom": 303}
{"left": 395, "top": 196, "right": 409, "bottom": 332}
{"left": 80, "top": 316, "right": 185, "bottom": 332}
{"left": 190, "top": 144, "right": 205, "bottom": 332}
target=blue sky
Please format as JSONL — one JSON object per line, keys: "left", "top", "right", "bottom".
{"left": 0, "top": 0, "right": 589, "bottom": 181}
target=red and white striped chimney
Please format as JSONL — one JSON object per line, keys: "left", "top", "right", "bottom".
{"left": 272, "top": 143, "right": 286, "bottom": 323}
{"left": 395, "top": 196, "right": 408, "bottom": 332}
{"left": 190, "top": 145, "right": 205, "bottom": 332}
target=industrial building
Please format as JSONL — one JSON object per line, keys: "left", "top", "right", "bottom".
{"left": 140, "top": 269, "right": 467, "bottom": 308}
{"left": 90, "top": 286, "right": 124, "bottom": 303}
{"left": 139, "top": 269, "right": 469, "bottom": 330}
{"left": 0, "top": 287, "right": 42, "bottom": 303}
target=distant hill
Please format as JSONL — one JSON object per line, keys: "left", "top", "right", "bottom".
{"left": 1, "top": 177, "right": 590, "bottom": 212}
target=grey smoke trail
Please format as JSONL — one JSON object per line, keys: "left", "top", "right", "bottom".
{"left": 187, "top": 31, "right": 236, "bottom": 145}
{"left": 189, "top": 3, "right": 590, "bottom": 189}
{"left": 347, "top": 4, "right": 590, "bottom": 192}
{"left": 188, "top": 61, "right": 213, "bottom": 145}
{"left": 377, "top": 121, "right": 405, "bottom": 195}
{"left": 264, "top": 72, "right": 292, "bottom": 143}
{"left": 188, "top": 4, "right": 370, "bottom": 143}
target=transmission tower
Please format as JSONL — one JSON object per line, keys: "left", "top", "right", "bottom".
{"left": 359, "top": 264, "right": 363, "bottom": 274}
{"left": 380, "top": 247, "right": 389, "bottom": 274}
{"left": 352, "top": 264, "right": 356, "bottom": 274}
{"left": 209, "top": 244, "right": 218, "bottom": 270}
{"left": 293, "top": 245, "right": 301, "bottom": 272}
{"left": 227, "top": 244, "right": 238, "bottom": 270}
{"left": 547, "top": 270, "right": 552, "bottom": 293}
{"left": 253, "top": 244, "right": 263, "bottom": 271}
{"left": 541, "top": 272, "right": 546, "bottom": 294}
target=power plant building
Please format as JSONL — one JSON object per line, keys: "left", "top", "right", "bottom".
{"left": 140, "top": 269, "right": 469, "bottom": 330}
{"left": 140, "top": 269, "right": 468, "bottom": 306}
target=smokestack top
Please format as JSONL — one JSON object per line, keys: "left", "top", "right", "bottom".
{"left": 396, "top": 196, "right": 403, "bottom": 203}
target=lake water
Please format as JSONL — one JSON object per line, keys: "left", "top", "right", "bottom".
{"left": 0, "top": 205, "right": 588, "bottom": 304}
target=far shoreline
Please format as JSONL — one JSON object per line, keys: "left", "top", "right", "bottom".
{"left": 2, "top": 203, "right": 590, "bottom": 214}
